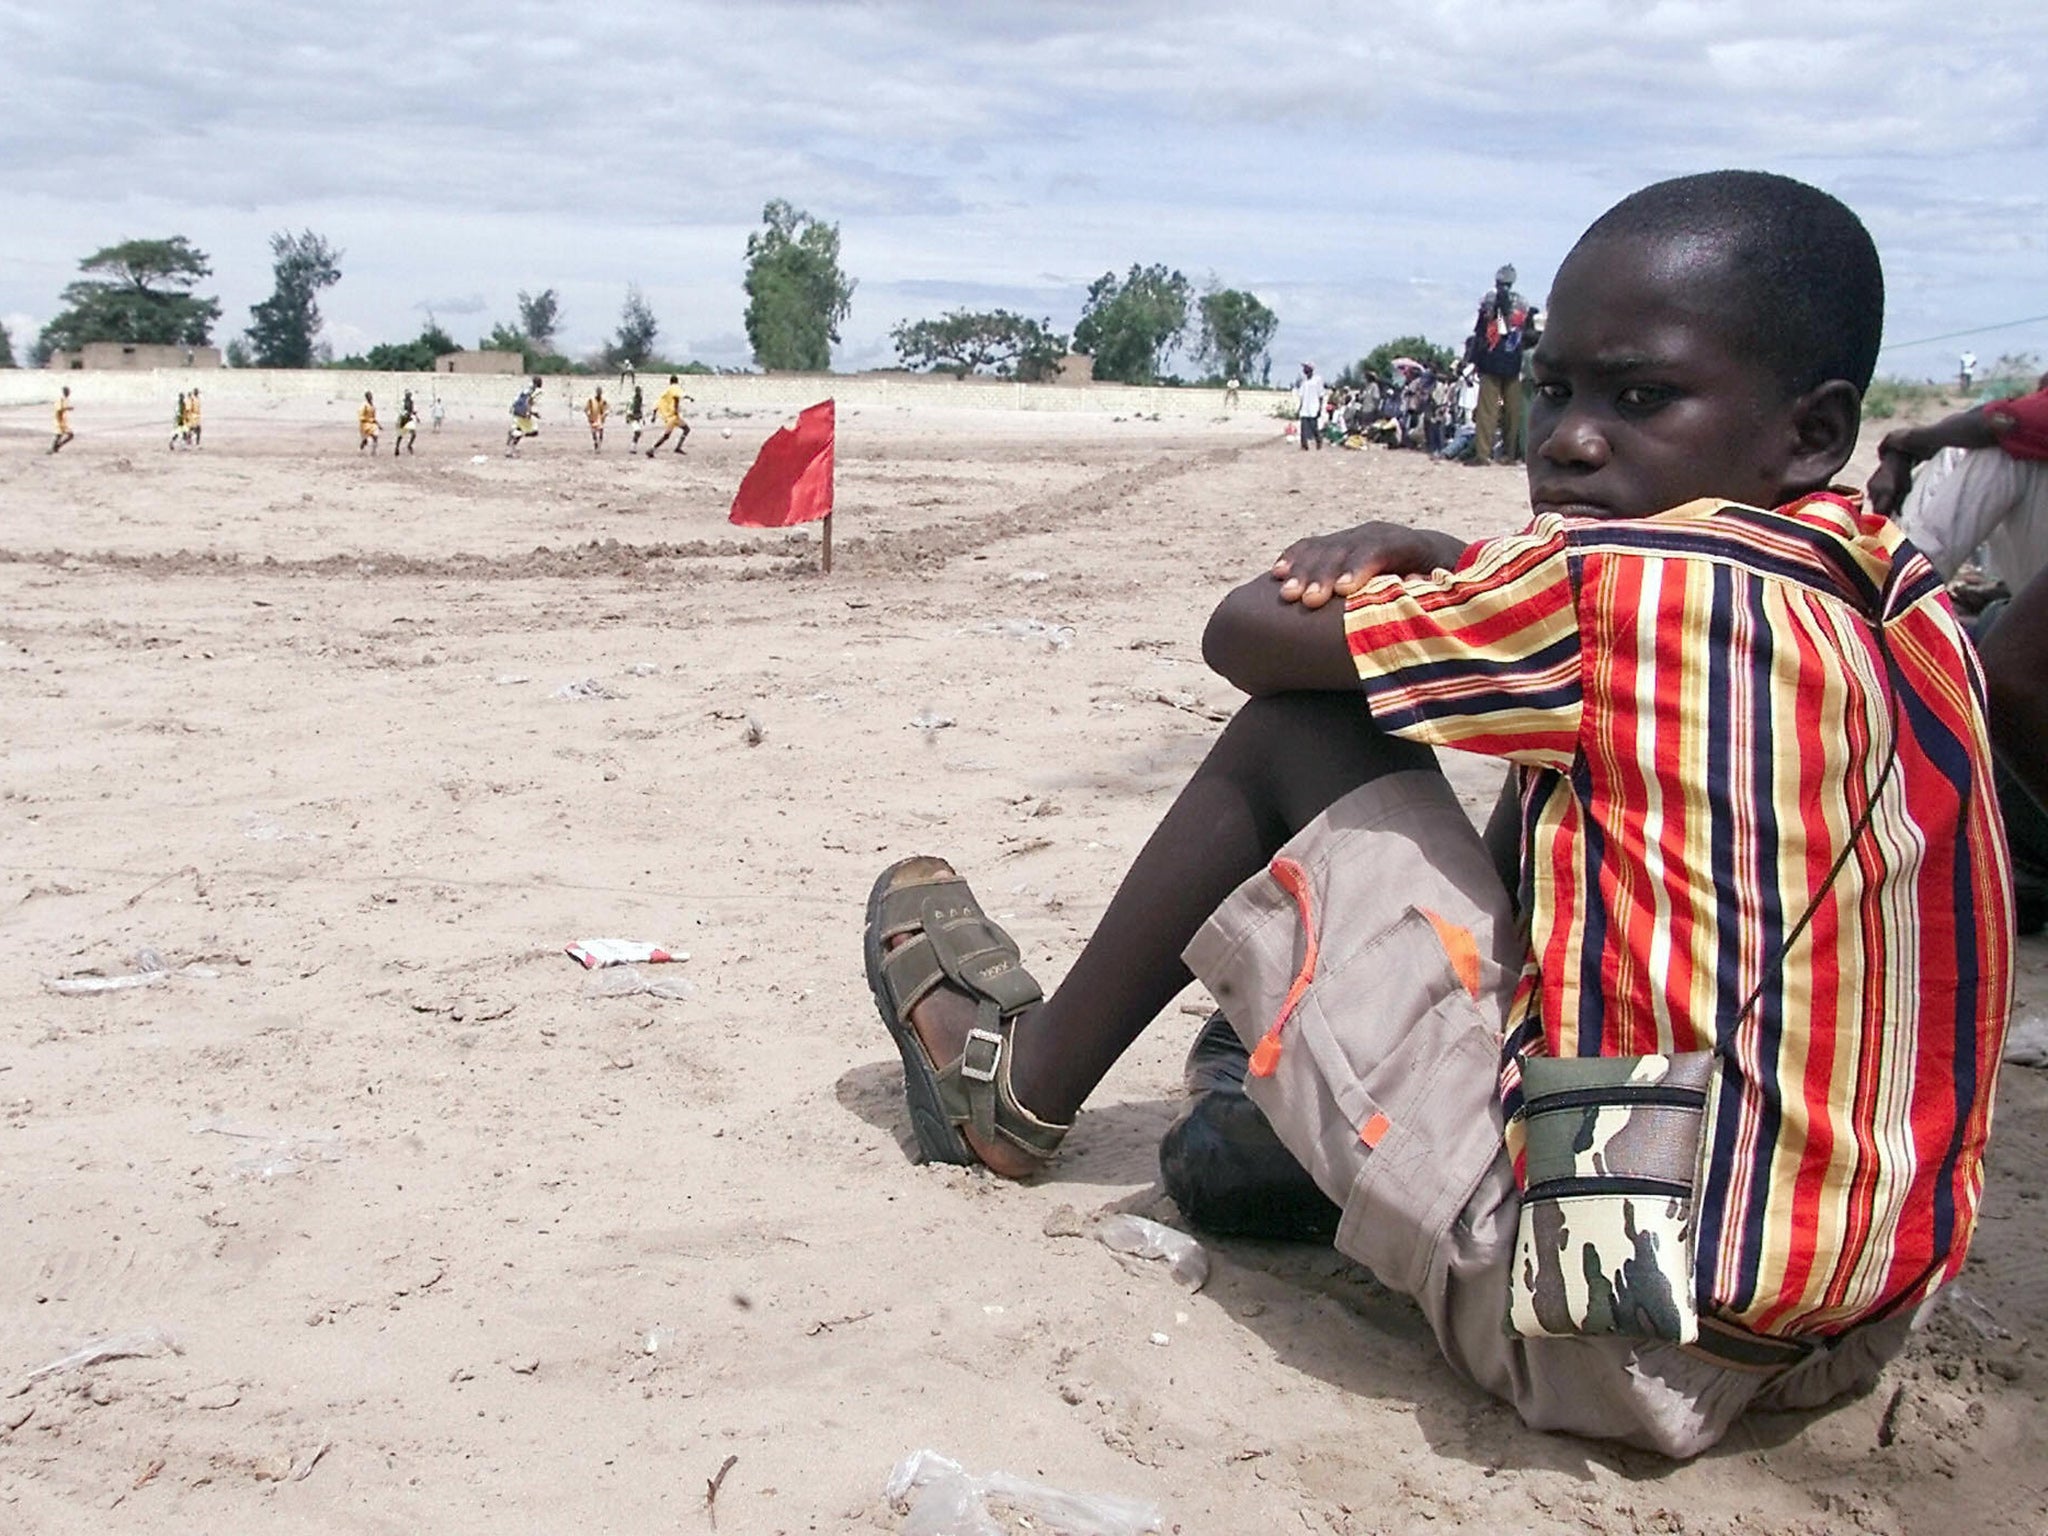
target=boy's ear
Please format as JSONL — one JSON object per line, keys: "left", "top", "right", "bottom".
{"left": 1786, "top": 378, "right": 1861, "bottom": 491}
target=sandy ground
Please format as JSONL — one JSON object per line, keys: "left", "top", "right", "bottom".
{"left": 0, "top": 394, "right": 2043, "bottom": 1535}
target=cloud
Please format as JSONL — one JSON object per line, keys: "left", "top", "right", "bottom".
{"left": 2, "top": 2, "right": 2045, "bottom": 372}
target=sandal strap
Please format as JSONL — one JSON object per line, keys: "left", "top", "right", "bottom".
{"left": 932, "top": 1017, "right": 1070, "bottom": 1161}
{"left": 873, "top": 872, "right": 1064, "bottom": 1164}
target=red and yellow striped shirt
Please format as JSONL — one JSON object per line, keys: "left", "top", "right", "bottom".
{"left": 1344, "top": 493, "right": 2014, "bottom": 1338}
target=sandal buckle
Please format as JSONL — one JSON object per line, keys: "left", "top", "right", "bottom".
{"left": 959, "top": 1027, "right": 1003, "bottom": 1083}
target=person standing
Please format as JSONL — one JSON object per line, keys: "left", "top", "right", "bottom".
{"left": 1960, "top": 350, "right": 1978, "bottom": 392}
{"left": 1225, "top": 376, "right": 1241, "bottom": 412}
{"left": 585, "top": 386, "right": 609, "bottom": 451}
{"left": 358, "top": 391, "right": 380, "bottom": 451}
{"left": 1465, "top": 264, "right": 1537, "bottom": 464}
{"left": 50, "top": 386, "right": 74, "bottom": 454}
{"left": 1294, "top": 363, "right": 1326, "bottom": 452}
{"left": 184, "top": 388, "right": 203, "bottom": 448}
{"left": 169, "top": 392, "right": 189, "bottom": 451}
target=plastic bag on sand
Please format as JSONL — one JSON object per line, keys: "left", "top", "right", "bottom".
{"left": 28, "top": 1326, "right": 181, "bottom": 1382}
{"left": 1096, "top": 1214, "right": 1209, "bottom": 1292}
{"left": 885, "top": 1449, "right": 1161, "bottom": 1536}
{"left": 581, "top": 965, "right": 694, "bottom": 1002}
{"left": 192, "top": 1118, "right": 345, "bottom": 1179}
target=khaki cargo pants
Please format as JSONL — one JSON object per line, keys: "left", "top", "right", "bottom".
{"left": 1182, "top": 771, "right": 1911, "bottom": 1458}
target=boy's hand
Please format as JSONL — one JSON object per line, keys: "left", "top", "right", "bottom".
{"left": 1272, "top": 523, "right": 1470, "bottom": 608}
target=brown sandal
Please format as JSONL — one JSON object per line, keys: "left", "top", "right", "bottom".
{"left": 863, "top": 858, "right": 1070, "bottom": 1168}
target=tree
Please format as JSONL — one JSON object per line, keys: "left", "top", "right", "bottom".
{"left": 605, "top": 285, "right": 659, "bottom": 367}
{"left": 245, "top": 230, "right": 343, "bottom": 368}
{"left": 335, "top": 319, "right": 460, "bottom": 373}
{"left": 743, "top": 199, "right": 855, "bottom": 371}
{"left": 36, "top": 237, "right": 222, "bottom": 357}
{"left": 891, "top": 309, "right": 1068, "bottom": 381}
{"left": 0, "top": 320, "right": 13, "bottom": 368}
{"left": 1346, "top": 335, "right": 1458, "bottom": 385}
{"left": 479, "top": 318, "right": 569, "bottom": 374}
{"left": 1195, "top": 286, "right": 1278, "bottom": 385}
{"left": 1071, "top": 264, "right": 1191, "bottom": 384}
{"left": 516, "top": 288, "right": 560, "bottom": 351}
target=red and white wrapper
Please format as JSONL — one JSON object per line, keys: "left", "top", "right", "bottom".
{"left": 565, "top": 939, "right": 684, "bottom": 970}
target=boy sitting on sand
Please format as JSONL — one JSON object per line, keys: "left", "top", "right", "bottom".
{"left": 863, "top": 172, "right": 2014, "bottom": 1457}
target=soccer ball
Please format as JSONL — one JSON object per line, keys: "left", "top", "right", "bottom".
{"left": 721, "top": 428, "right": 732, "bottom": 439}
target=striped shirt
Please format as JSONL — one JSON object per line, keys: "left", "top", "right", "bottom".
{"left": 1344, "top": 493, "right": 2014, "bottom": 1339}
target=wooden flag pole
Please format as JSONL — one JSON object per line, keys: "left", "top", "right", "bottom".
{"left": 821, "top": 511, "right": 833, "bottom": 574}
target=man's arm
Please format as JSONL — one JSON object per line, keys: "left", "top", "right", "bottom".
{"left": 1976, "top": 564, "right": 2048, "bottom": 812}
{"left": 1867, "top": 405, "right": 2007, "bottom": 518}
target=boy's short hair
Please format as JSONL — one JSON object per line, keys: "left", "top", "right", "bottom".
{"left": 1576, "top": 170, "right": 1883, "bottom": 397}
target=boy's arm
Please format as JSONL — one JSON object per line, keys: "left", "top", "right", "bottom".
{"left": 1203, "top": 520, "right": 1469, "bottom": 696}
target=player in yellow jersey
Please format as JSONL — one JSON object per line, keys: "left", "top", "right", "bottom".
{"left": 185, "top": 387, "right": 203, "bottom": 448}
{"left": 50, "top": 386, "right": 74, "bottom": 454}
{"left": 358, "top": 391, "right": 380, "bottom": 451}
{"left": 584, "top": 386, "right": 608, "bottom": 451}
{"left": 170, "top": 391, "right": 189, "bottom": 451}
{"left": 643, "top": 374, "right": 692, "bottom": 457}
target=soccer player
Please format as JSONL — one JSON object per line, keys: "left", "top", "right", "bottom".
{"left": 50, "top": 386, "right": 74, "bottom": 454}
{"left": 358, "top": 392, "right": 380, "bottom": 451}
{"left": 585, "top": 386, "right": 609, "bottom": 451}
{"left": 394, "top": 389, "right": 420, "bottom": 455}
{"left": 643, "top": 375, "right": 691, "bottom": 457}
{"left": 625, "top": 383, "right": 646, "bottom": 449}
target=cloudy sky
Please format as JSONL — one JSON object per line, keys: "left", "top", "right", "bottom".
{"left": 4, "top": 1, "right": 2044, "bottom": 381}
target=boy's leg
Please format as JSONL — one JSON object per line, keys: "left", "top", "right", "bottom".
{"left": 887, "top": 692, "right": 1434, "bottom": 1173}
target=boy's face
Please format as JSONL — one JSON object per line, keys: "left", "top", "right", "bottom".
{"left": 1527, "top": 234, "right": 1816, "bottom": 520}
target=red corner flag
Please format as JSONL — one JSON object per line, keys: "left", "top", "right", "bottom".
{"left": 729, "top": 399, "right": 835, "bottom": 529}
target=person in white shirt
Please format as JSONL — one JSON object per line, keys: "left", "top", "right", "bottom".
{"left": 1295, "top": 363, "right": 1326, "bottom": 452}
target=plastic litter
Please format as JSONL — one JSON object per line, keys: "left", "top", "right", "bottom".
{"left": 469, "top": 454, "right": 489, "bottom": 464}
{"left": 192, "top": 1118, "right": 345, "bottom": 1180}
{"left": 553, "top": 678, "right": 624, "bottom": 701}
{"left": 2002, "top": 1010, "right": 2048, "bottom": 1068}
{"left": 494, "top": 674, "right": 531, "bottom": 686}
{"left": 910, "top": 710, "right": 957, "bottom": 732}
{"left": 26, "top": 1326, "right": 182, "bottom": 1383}
{"left": 566, "top": 939, "right": 685, "bottom": 969}
{"left": 1096, "top": 1214, "right": 1210, "bottom": 1292}
{"left": 44, "top": 970, "right": 167, "bottom": 995}
{"left": 1940, "top": 1286, "right": 2012, "bottom": 1341}
{"left": 884, "top": 1449, "right": 1162, "bottom": 1536}
{"left": 625, "top": 662, "right": 661, "bottom": 677}
{"left": 973, "top": 618, "right": 1074, "bottom": 650}
{"left": 642, "top": 1325, "right": 678, "bottom": 1355}
{"left": 45, "top": 949, "right": 218, "bottom": 996}
{"left": 1009, "top": 570, "right": 1050, "bottom": 584}
{"left": 582, "top": 965, "right": 695, "bottom": 1002}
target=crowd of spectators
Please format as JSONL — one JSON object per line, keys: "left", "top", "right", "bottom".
{"left": 1303, "top": 262, "right": 1542, "bottom": 464}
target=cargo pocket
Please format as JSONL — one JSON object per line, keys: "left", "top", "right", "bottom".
{"left": 1233, "top": 897, "right": 1509, "bottom": 1302}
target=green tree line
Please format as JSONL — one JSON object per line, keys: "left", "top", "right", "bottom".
{"left": 12, "top": 203, "right": 1303, "bottom": 387}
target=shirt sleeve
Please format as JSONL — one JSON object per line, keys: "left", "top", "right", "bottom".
{"left": 1342, "top": 515, "right": 1582, "bottom": 769}
{"left": 1988, "top": 388, "right": 2048, "bottom": 462}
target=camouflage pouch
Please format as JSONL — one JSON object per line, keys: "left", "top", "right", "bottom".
{"left": 1507, "top": 1052, "right": 1713, "bottom": 1345}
